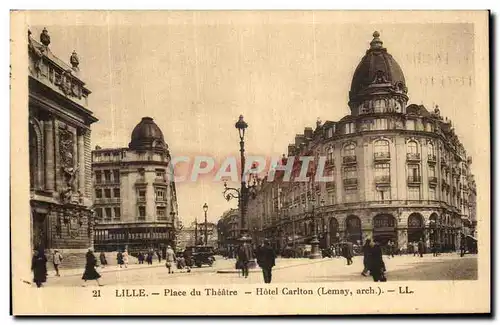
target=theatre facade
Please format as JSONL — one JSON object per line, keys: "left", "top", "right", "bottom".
{"left": 248, "top": 32, "right": 477, "bottom": 252}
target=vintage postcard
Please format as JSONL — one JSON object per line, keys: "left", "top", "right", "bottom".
{"left": 10, "top": 10, "right": 490, "bottom": 315}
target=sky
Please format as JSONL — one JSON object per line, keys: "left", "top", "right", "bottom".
{"left": 26, "top": 12, "right": 481, "bottom": 224}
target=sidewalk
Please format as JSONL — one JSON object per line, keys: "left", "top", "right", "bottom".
{"left": 216, "top": 257, "right": 331, "bottom": 274}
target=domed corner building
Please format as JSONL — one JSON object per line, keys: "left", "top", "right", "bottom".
{"left": 252, "top": 32, "right": 477, "bottom": 254}
{"left": 92, "top": 117, "right": 180, "bottom": 256}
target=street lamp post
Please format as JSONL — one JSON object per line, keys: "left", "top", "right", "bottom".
{"left": 203, "top": 203, "right": 208, "bottom": 246}
{"left": 194, "top": 218, "right": 198, "bottom": 245}
{"left": 309, "top": 196, "right": 325, "bottom": 259}
{"left": 222, "top": 115, "right": 258, "bottom": 268}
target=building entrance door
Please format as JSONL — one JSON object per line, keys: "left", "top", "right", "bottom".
{"left": 373, "top": 214, "right": 397, "bottom": 246}
{"left": 32, "top": 211, "right": 48, "bottom": 250}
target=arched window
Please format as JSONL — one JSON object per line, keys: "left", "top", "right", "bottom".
{"left": 428, "top": 142, "right": 435, "bottom": 157}
{"left": 343, "top": 143, "right": 356, "bottom": 157}
{"left": 373, "top": 99, "right": 387, "bottom": 113}
{"left": 374, "top": 140, "right": 390, "bottom": 159}
{"left": 407, "top": 141, "right": 418, "bottom": 154}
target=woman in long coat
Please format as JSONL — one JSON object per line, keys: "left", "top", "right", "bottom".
{"left": 31, "top": 248, "right": 47, "bottom": 288}
{"left": 99, "top": 251, "right": 107, "bottom": 268}
{"left": 368, "top": 241, "right": 386, "bottom": 282}
{"left": 82, "top": 248, "right": 103, "bottom": 286}
{"left": 117, "top": 251, "right": 124, "bottom": 268}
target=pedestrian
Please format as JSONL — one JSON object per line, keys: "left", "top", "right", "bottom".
{"left": 418, "top": 238, "right": 425, "bottom": 257}
{"left": 183, "top": 249, "right": 192, "bottom": 273}
{"left": 123, "top": 250, "right": 129, "bottom": 268}
{"left": 412, "top": 242, "right": 418, "bottom": 256}
{"left": 99, "top": 251, "right": 107, "bottom": 268}
{"left": 117, "top": 251, "right": 124, "bottom": 268}
{"left": 368, "top": 240, "right": 386, "bottom": 282}
{"left": 138, "top": 252, "right": 144, "bottom": 264}
{"left": 156, "top": 250, "right": 162, "bottom": 263}
{"left": 82, "top": 247, "right": 103, "bottom": 287}
{"left": 165, "top": 245, "right": 176, "bottom": 274}
{"left": 238, "top": 237, "right": 253, "bottom": 278}
{"left": 31, "top": 248, "right": 47, "bottom": 288}
{"left": 361, "top": 239, "right": 371, "bottom": 276}
{"left": 52, "top": 249, "right": 63, "bottom": 276}
{"left": 432, "top": 242, "right": 439, "bottom": 257}
{"left": 146, "top": 251, "right": 153, "bottom": 265}
{"left": 256, "top": 239, "right": 276, "bottom": 284}
{"left": 460, "top": 235, "right": 466, "bottom": 257}
{"left": 342, "top": 240, "right": 354, "bottom": 265}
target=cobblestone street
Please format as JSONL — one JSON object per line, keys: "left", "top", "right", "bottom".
{"left": 31, "top": 254, "right": 477, "bottom": 287}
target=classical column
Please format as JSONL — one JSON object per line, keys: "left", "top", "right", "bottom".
{"left": 44, "top": 119, "right": 55, "bottom": 191}
{"left": 77, "top": 129, "right": 86, "bottom": 195}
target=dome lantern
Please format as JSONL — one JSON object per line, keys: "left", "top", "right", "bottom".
{"left": 348, "top": 31, "right": 409, "bottom": 115}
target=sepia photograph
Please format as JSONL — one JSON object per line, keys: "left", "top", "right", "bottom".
{"left": 10, "top": 10, "right": 490, "bottom": 315}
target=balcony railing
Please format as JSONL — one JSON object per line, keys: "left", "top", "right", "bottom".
{"left": 137, "top": 197, "right": 146, "bottom": 203}
{"left": 374, "top": 152, "right": 390, "bottom": 161}
{"left": 135, "top": 178, "right": 147, "bottom": 185}
{"left": 406, "top": 152, "right": 421, "bottom": 161}
{"left": 407, "top": 176, "right": 422, "bottom": 184}
{"left": 427, "top": 154, "right": 437, "bottom": 163}
{"left": 375, "top": 175, "right": 391, "bottom": 185}
{"left": 342, "top": 156, "right": 357, "bottom": 165}
{"left": 94, "top": 197, "right": 121, "bottom": 204}
{"left": 343, "top": 178, "right": 358, "bottom": 186}
{"left": 440, "top": 157, "right": 448, "bottom": 166}
{"left": 326, "top": 182, "right": 336, "bottom": 189}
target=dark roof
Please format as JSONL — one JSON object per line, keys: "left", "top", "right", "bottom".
{"left": 129, "top": 117, "right": 168, "bottom": 152}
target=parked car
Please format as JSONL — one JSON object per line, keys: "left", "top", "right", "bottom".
{"left": 184, "top": 245, "right": 215, "bottom": 268}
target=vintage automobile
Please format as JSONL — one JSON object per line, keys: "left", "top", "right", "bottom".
{"left": 184, "top": 245, "right": 216, "bottom": 268}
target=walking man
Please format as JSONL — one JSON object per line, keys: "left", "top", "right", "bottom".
{"left": 368, "top": 240, "right": 386, "bottom": 282}
{"left": 99, "top": 251, "right": 108, "bottom": 268}
{"left": 361, "top": 239, "right": 371, "bottom": 276}
{"left": 343, "top": 240, "right": 354, "bottom": 265}
{"left": 117, "top": 251, "right": 124, "bottom": 268}
{"left": 165, "top": 245, "right": 175, "bottom": 274}
{"left": 256, "top": 240, "right": 276, "bottom": 284}
{"left": 53, "top": 249, "right": 63, "bottom": 276}
{"left": 418, "top": 238, "right": 425, "bottom": 257}
{"left": 31, "top": 248, "right": 47, "bottom": 288}
{"left": 238, "top": 237, "right": 253, "bottom": 278}
{"left": 460, "top": 234, "right": 466, "bottom": 257}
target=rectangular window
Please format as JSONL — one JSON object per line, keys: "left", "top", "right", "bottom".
{"left": 374, "top": 163, "right": 390, "bottom": 178}
{"left": 104, "top": 188, "right": 111, "bottom": 198}
{"left": 138, "top": 190, "right": 146, "bottom": 198}
{"left": 343, "top": 166, "right": 357, "bottom": 179}
{"left": 373, "top": 118, "right": 388, "bottom": 130}
{"left": 408, "top": 187, "right": 421, "bottom": 200}
{"left": 113, "top": 170, "right": 120, "bottom": 182}
{"left": 138, "top": 206, "right": 146, "bottom": 220}
{"left": 156, "top": 169, "right": 165, "bottom": 179}
{"left": 104, "top": 170, "right": 111, "bottom": 182}
{"left": 429, "top": 188, "right": 436, "bottom": 200}
{"left": 113, "top": 207, "right": 121, "bottom": 220}
{"left": 96, "top": 208, "right": 103, "bottom": 219}
{"left": 95, "top": 171, "right": 102, "bottom": 184}
{"left": 156, "top": 189, "right": 165, "bottom": 201}
{"left": 345, "top": 189, "right": 358, "bottom": 202}
{"left": 406, "top": 120, "right": 416, "bottom": 130}
{"left": 345, "top": 122, "right": 355, "bottom": 134}
{"left": 327, "top": 128, "right": 333, "bottom": 138}
{"left": 428, "top": 166, "right": 436, "bottom": 178}
{"left": 157, "top": 207, "right": 167, "bottom": 220}
{"left": 113, "top": 188, "right": 120, "bottom": 198}
{"left": 95, "top": 189, "right": 102, "bottom": 199}
{"left": 408, "top": 164, "right": 420, "bottom": 178}
{"left": 105, "top": 207, "right": 112, "bottom": 220}
{"left": 376, "top": 188, "right": 391, "bottom": 201}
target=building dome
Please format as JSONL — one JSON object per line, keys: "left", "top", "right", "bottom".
{"left": 129, "top": 117, "right": 168, "bottom": 152}
{"left": 348, "top": 31, "right": 408, "bottom": 114}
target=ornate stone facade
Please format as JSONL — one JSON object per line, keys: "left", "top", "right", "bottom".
{"left": 247, "top": 32, "right": 477, "bottom": 254}
{"left": 28, "top": 28, "right": 98, "bottom": 264}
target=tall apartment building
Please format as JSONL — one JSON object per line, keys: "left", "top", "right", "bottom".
{"left": 92, "top": 117, "right": 179, "bottom": 254}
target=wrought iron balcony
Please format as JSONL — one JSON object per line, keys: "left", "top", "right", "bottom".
{"left": 342, "top": 156, "right": 357, "bottom": 165}
{"left": 406, "top": 152, "right": 421, "bottom": 161}
{"left": 407, "top": 176, "right": 421, "bottom": 184}
{"left": 427, "top": 154, "right": 437, "bottom": 163}
{"left": 440, "top": 157, "right": 448, "bottom": 166}
{"left": 374, "top": 152, "right": 390, "bottom": 161}
{"left": 137, "top": 197, "right": 146, "bottom": 203}
{"left": 375, "top": 175, "right": 391, "bottom": 185}
{"left": 428, "top": 176, "right": 438, "bottom": 186}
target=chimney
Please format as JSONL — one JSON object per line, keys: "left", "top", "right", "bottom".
{"left": 295, "top": 134, "right": 305, "bottom": 147}
{"left": 304, "top": 127, "right": 313, "bottom": 140}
